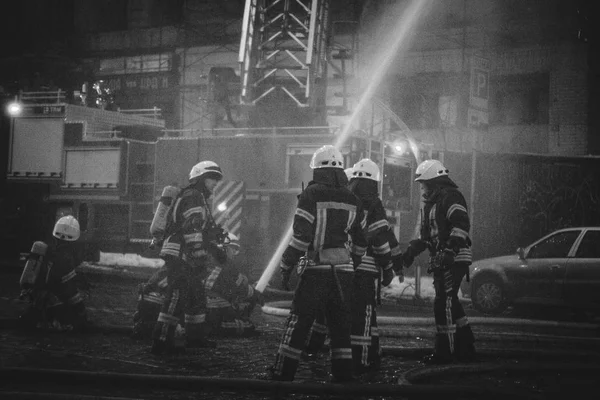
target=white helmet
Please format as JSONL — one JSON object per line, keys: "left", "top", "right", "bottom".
{"left": 53, "top": 215, "right": 80, "bottom": 241}
{"left": 189, "top": 160, "right": 223, "bottom": 182}
{"left": 344, "top": 168, "right": 354, "bottom": 181}
{"left": 352, "top": 158, "right": 380, "bottom": 181}
{"left": 309, "top": 145, "right": 344, "bottom": 169}
{"left": 415, "top": 159, "right": 449, "bottom": 182}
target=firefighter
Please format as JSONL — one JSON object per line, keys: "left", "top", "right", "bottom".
{"left": 346, "top": 158, "right": 401, "bottom": 373}
{"left": 18, "top": 215, "right": 89, "bottom": 332}
{"left": 269, "top": 145, "right": 368, "bottom": 382}
{"left": 402, "top": 159, "right": 477, "bottom": 364}
{"left": 303, "top": 166, "right": 357, "bottom": 354}
{"left": 150, "top": 160, "right": 224, "bottom": 355}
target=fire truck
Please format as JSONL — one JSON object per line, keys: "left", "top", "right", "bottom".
{"left": 2, "top": 0, "right": 424, "bottom": 274}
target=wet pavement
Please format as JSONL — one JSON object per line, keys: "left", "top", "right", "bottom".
{"left": 1, "top": 265, "right": 600, "bottom": 399}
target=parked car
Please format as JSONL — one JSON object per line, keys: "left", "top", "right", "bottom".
{"left": 460, "top": 227, "right": 600, "bottom": 315}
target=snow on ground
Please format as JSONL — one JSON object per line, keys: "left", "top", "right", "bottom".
{"left": 381, "top": 274, "right": 436, "bottom": 301}
{"left": 97, "top": 252, "right": 165, "bottom": 268}
{"left": 92, "top": 253, "right": 435, "bottom": 300}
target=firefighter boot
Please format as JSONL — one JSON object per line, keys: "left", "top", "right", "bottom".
{"left": 422, "top": 334, "right": 454, "bottom": 365}
{"left": 455, "top": 325, "right": 477, "bottom": 363}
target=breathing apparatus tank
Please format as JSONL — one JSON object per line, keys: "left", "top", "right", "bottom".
{"left": 149, "top": 186, "right": 180, "bottom": 248}
{"left": 19, "top": 241, "right": 48, "bottom": 288}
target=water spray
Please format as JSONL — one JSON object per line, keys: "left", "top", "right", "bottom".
{"left": 254, "top": 0, "right": 433, "bottom": 293}
{"left": 255, "top": 225, "right": 293, "bottom": 293}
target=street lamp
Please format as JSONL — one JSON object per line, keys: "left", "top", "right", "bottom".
{"left": 6, "top": 101, "right": 22, "bottom": 117}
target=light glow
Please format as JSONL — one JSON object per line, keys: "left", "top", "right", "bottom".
{"left": 7, "top": 102, "right": 22, "bottom": 117}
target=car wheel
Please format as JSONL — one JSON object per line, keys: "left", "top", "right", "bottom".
{"left": 471, "top": 276, "right": 507, "bottom": 315}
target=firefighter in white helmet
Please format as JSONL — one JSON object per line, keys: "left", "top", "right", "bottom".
{"left": 151, "top": 160, "right": 224, "bottom": 355}
{"left": 306, "top": 158, "right": 404, "bottom": 372}
{"left": 347, "top": 158, "right": 403, "bottom": 373}
{"left": 402, "top": 159, "right": 476, "bottom": 364}
{"left": 269, "top": 145, "right": 368, "bottom": 382}
{"left": 19, "top": 215, "right": 89, "bottom": 332}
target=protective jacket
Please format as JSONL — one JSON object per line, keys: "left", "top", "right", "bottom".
{"left": 348, "top": 179, "right": 393, "bottom": 275}
{"left": 160, "top": 184, "right": 218, "bottom": 262}
{"left": 280, "top": 169, "right": 368, "bottom": 271}
{"left": 416, "top": 177, "right": 472, "bottom": 263}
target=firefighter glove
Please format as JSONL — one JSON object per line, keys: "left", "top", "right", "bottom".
{"left": 402, "top": 252, "right": 415, "bottom": 269}
{"left": 381, "top": 267, "right": 394, "bottom": 287}
{"left": 392, "top": 254, "right": 404, "bottom": 273}
{"left": 206, "top": 241, "right": 228, "bottom": 263}
{"left": 441, "top": 248, "right": 456, "bottom": 268}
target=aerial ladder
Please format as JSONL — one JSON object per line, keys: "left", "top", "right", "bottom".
{"left": 239, "top": 0, "right": 330, "bottom": 126}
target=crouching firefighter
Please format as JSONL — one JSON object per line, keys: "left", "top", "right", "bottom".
{"left": 19, "top": 216, "right": 89, "bottom": 332}
{"left": 204, "top": 233, "right": 264, "bottom": 337}
{"left": 133, "top": 232, "right": 262, "bottom": 339}
{"left": 402, "top": 159, "right": 476, "bottom": 364}
{"left": 150, "top": 160, "right": 223, "bottom": 355}
{"left": 269, "top": 145, "right": 368, "bottom": 382}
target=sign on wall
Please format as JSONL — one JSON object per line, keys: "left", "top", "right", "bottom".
{"left": 469, "top": 55, "right": 490, "bottom": 128}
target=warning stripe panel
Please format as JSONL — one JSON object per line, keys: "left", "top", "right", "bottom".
{"left": 213, "top": 181, "right": 245, "bottom": 238}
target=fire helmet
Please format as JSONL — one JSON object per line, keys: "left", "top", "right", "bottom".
{"left": 352, "top": 158, "right": 380, "bottom": 182}
{"left": 414, "top": 159, "right": 449, "bottom": 182}
{"left": 189, "top": 161, "right": 223, "bottom": 182}
{"left": 309, "top": 145, "right": 344, "bottom": 169}
{"left": 53, "top": 215, "right": 80, "bottom": 241}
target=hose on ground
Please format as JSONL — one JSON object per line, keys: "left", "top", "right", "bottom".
{"left": 261, "top": 300, "right": 600, "bottom": 331}
{"left": 0, "top": 367, "right": 539, "bottom": 399}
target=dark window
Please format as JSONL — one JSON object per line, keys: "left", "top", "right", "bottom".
{"left": 489, "top": 73, "right": 549, "bottom": 125}
{"left": 527, "top": 230, "right": 580, "bottom": 259}
{"left": 575, "top": 231, "right": 600, "bottom": 258}
{"left": 390, "top": 73, "right": 466, "bottom": 130}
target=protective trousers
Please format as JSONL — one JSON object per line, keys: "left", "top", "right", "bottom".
{"left": 271, "top": 268, "right": 354, "bottom": 381}
{"left": 152, "top": 257, "right": 208, "bottom": 350}
{"left": 432, "top": 261, "right": 476, "bottom": 362}
{"left": 351, "top": 272, "right": 380, "bottom": 371}
{"left": 305, "top": 310, "right": 327, "bottom": 354}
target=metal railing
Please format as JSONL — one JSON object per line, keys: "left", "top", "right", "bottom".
{"left": 160, "top": 125, "right": 340, "bottom": 138}
{"left": 18, "top": 90, "right": 66, "bottom": 104}
{"left": 117, "top": 106, "right": 162, "bottom": 120}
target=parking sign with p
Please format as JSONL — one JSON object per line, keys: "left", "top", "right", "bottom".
{"left": 470, "top": 56, "right": 490, "bottom": 111}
